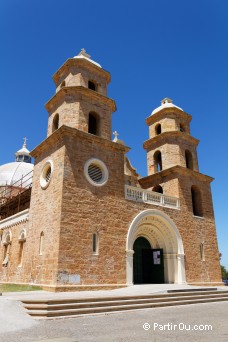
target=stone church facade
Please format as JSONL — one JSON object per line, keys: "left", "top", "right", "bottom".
{"left": 0, "top": 50, "right": 222, "bottom": 291}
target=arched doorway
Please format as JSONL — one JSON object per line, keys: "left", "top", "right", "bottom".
{"left": 126, "top": 209, "right": 186, "bottom": 285}
{"left": 133, "top": 236, "right": 164, "bottom": 284}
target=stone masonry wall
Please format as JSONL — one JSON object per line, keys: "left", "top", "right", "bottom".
{"left": 0, "top": 220, "right": 29, "bottom": 283}
{"left": 54, "top": 133, "right": 221, "bottom": 286}
{"left": 56, "top": 66, "right": 107, "bottom": 96}
{"left": 47, "top": 95, "right": 112, "bottom": 140}
{"left": 22, "top": 139, "right": 66, "bottom": 285}
{"left": 147, "top": 139, "right": 198, "bottom": 175}
{"left": 148, "top": 113, "right": 191, "bottom": 139}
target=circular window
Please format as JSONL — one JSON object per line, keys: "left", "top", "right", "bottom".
{"left": 40, "top": 160, "right": 53, "bottom": 189}
{"left": 84, "top": 158, "right": 109, "bottom": 186}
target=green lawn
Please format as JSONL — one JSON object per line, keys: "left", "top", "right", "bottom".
{"left": 0, "top": 283, "right": 42, "bottom": 292}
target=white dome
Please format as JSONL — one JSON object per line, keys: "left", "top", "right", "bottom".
{"left": 0, "top": 162, "right": 34, "bottom": 187}
{"left": 151, "top": 98, "right": 183, "bottom": 115}
{"left": 73, "top": 49, "right": 102, "bottom": 68}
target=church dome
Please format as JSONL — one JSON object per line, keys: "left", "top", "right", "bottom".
{"left": 0, "top": 162, "right": 34, "bottom": 187}
{"left": 151, "top": 98, "right": 183, "bottom": 115}
{"left": 0, "top": 139, "right": 34, "bottom": 187}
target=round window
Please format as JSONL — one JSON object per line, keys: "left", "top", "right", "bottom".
{"left": 40, "top": 160, "right": 53, "bottom": 189}
{"left": 84, "top": 158, "right": 109, "bottom": 186}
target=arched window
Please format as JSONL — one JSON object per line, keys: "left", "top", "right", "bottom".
{"left": 200, "top": 243, "right": 205, "bottom": 261}
{"left": 155, "top": 123, "right": 161, "bottom": 135}
{"left": 185, "top": 150, "right": 193, "bottom": 170}
{"left": 39, "top": 232, "right": 44, "bottom": 255}
{"left": 88, "top": 112, "right": 99, "bottom": 136}
{"left": 60, "top": 80, "right": 66, "bottom": 88}
{"left": 18, "top": 242, "right": 24, "bottom": 266}
{"left": 18, "top": 229, "right": 26, "bottom": 267}
{"left": 180, "top": 123, "right": 185, "bottom": 132}
{"left": 191, "top": 186, "right": 203, "bottom": 217}
{"left": 92, "top": 233, "right": 99, "bottom": 254}
{"left": 88, "top": 81, "right": 96, "bottom": 91}
{"left": 152, "top": 185, "right": 163, "bottom": 194}
{"left": 52, "top": 114, "right": 59, "bottom": 132}
{"left": 154, "top": 151, "right": 162, "bottom": 173}
{"left": 2, "top": 231, "right": 11, "bottom": 267}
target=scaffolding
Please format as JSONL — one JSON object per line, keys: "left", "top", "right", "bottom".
{"left": 0, "top": 170, "right": 33, "bottom": 219}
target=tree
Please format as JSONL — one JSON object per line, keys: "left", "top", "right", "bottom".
{"left": 221, "top": 265, "right": 228, "bottom": 279}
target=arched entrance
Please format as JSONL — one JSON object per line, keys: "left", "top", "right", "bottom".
{"left": 133, "top": 236, "right": 164, "bottom": 284}
{"left": 126, "top": 209, "right": 186, "bottom": 285}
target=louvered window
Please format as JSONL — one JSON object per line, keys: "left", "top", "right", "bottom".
{"left": 84, "top": 158, "right": 109, "bottom": 187}
{"left": 40, "top": 160, "right": 53, "bottom": 189}
{"left": 45, "top": 167, "right": 52, "bottom": 183}
{"left": 88, "top": 164, "right": 103, "bottom": 182}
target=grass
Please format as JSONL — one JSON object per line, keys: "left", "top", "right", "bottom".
{"left": 0, "top": 283, "right": 42, "bottom": 292}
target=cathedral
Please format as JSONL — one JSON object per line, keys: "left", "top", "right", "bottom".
{"left": 0, "top": 49, "right": 222, "bottom": 291}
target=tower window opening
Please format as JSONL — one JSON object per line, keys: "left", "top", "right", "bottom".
{"left": 180, "top": 123, "right": 185, "bottom": 132}
{"left": 154, "top": 151, "right": 162, "bottom": 173}
{"left": 88, "top": 81, "right": 96, "bottom": 91}
{"left": 152, "top": 185, "right": 163, "bottom": 194}
{"left": 88, "top": 112, "right": 99, "bottom": 136}
{"left": 155, "top": 123, "right": 161, "bottom": 135}
{"left": 185, "top": 150, "right": 194, "bottom": 170}
{"left": 191, "top": 186, "right": 203, "bottom": 217}
{"left": 52, "top": 114, "right": 59, "bottom": 132}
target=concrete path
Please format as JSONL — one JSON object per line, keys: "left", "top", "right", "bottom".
{"left": 2, "top": 283, "right": 227, "bottom": 301}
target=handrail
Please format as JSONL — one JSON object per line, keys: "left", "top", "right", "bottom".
{"left": 125, "top": 185, "right": 180, "bottom": 209}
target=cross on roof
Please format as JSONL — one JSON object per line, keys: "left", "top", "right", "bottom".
{"left": 113, "top": 131, "right": 119, "bottom": 142}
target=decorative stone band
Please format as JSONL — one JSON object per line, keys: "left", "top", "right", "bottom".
{"left": 125, "top": 185, "right": 180, "bottom": 209}
{"left": 0, "top": 209, "right": 29, "bottom": 230}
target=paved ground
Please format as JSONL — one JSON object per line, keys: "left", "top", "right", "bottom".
{"left": 0, "top": 285, "right": 228, "bottom": 342}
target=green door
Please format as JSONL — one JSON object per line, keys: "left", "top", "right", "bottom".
{"left": 133, "top": 237, "right": 164, "bottom": 284}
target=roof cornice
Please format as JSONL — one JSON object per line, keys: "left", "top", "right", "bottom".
{"left": 146, "top": 108, "right": 192, "bottom": 126}
{"left": 139, "top": 165, "right": 214, "bottom": 189}
{"left": 53, "top": 58, "right": 111, "bottom": 85}
{"left": 143, "top": 131, "right": 199, "bottom": 151}
{"left": 45, "top": 86, "right": 117, "bottom": 113}
{"left": 30, "top": 125, "right": 130, "bottom": 159}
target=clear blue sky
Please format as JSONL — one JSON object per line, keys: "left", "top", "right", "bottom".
{"left": 1, "top": 1, "right": 228, "bottom": 269}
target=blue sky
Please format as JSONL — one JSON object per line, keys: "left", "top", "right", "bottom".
{"left": 0, "top": 0, "right": 228, "bottom": 268}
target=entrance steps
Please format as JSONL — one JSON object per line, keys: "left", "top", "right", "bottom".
{"left": 22, "top": 289, "right": 228, "bottom": 319}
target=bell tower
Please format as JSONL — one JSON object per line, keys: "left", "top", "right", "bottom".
{"left": 144, "top": 98, "right": 199, "bottom": 176}
{"left": 45, "top": 49, "right": 116, "bottom": 139}
{"left": 139, "top": 98, "right": 221, "bottom": 284}
{"left": 27, "top": 50, "right": 128, "bottom": 288}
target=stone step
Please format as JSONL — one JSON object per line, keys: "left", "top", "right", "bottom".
{"left": 26, "top": 296, "right": 228, "bottom": 318}
{"left": 22, "top": 290, "right": 228, "bottom": 319}
{"left": 23, "top": 292, "right": 228, "bottom": 311}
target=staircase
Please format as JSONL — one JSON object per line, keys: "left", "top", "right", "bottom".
{"left": 22, "top": 289, "right": 228, "bottom": 319}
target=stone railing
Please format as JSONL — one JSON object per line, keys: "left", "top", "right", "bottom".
{"left": 125, "top": 185, "right": 180, "bottom": 209}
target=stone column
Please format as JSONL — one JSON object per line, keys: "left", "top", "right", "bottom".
{"left": 176, "top": 254, "right": 186, "bottom": 284}
{"left": 126, "top": 249, "right": 134, "bottom": 285}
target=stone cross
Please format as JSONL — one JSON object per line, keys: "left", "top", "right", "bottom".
{"left": 113, "top": 131, "right": 119, "bottom": 142}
